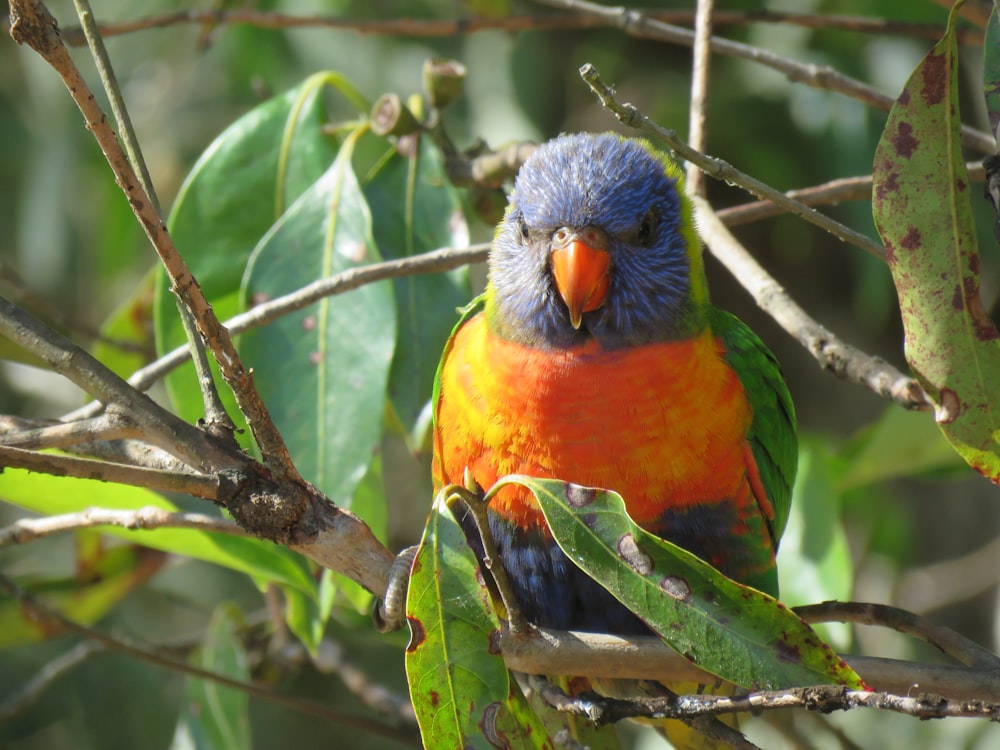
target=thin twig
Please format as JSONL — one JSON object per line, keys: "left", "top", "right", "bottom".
{"left": 0, "top": 571, "right": 422, "bottom": 746}
{"left": 539, "top": 0, "right": 994, "bottom": 154}
{"left": 447, "top": 481, "right": 529, "bottom": 634}
{"left": 797, "top": 601, "right": 1000, "bottom": 669}
{"left": 718, "top": 176, "right": 874, "bottom": 226}
{"left": 717, "top": 159, "right": 982, "bottom": 226}
{"left": 686, "top": 0, "right": 713, "bottom": 197}
{"left": 284, "top": 638, "right": 419, "bottom": 726}
{"left": 0, "top": 641, "right": 105, "bottom": 722}
{"left": 0, "top": 446, "right": 220, "bottom": 499}
{"left": 530, "top": 676, "right": 762, "bottom": 749}
{"left": 71, "top": 0, "right": 158, "bottom": 213}
{"left": 0, "top": 412, "right": 140, "bottom": 450}
{"left": 0, "top": 505, "right": 245, "bottom": 547}
{"left": 0, "top": 413, "right": 191, "bottom": 471}
{"left": 896, "top": 533, "right": 1000, "bottom": 616}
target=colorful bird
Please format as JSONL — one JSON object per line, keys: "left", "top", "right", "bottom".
{"left": 431, "top": 133, "right": 797, "bottom": 745}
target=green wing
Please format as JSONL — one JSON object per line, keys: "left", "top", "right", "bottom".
{"left": 709, "top": 307, "right": 797, "bottom": 549}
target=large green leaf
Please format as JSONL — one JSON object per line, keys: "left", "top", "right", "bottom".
{"left": 406, "top": 492, "right": 551, "bottom": 749}
{"left": 239, "top": 127, "right": 396, "bottom": 508}
{"left": 155, "top": 73, "right": 366, "bottom": 446}
{"left": 872, "top": 0, "right": 1000, "bottom": 482}
{"left": 504, "top": 476, "right": 865, "bottom": 691}
{"left": 363, "top": 135, "right": 471, "bottom": 448}
{"left": 0, "top": 469, "right": 315, "bottom": 595}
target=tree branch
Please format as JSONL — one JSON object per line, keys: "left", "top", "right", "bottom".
{"left": 718, "top": 162, "right": 985, "bottom": 227}
{"left": 536, "top": 678, "right": 1000, "bottom": 725}
{"left": 0, "top": 294, "right": 246, "bottom": 470}
{"left": 8, "top": 0, "right": 298, "bottom": 483}
{"left": 896, "top": 533, "right": 1000, "bottom": 616}
{"left": 569, "top": 65, "right": 929, "bottom": 408}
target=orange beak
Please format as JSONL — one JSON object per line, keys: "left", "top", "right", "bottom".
{"left": 551, "top": 233, "right": 611, "bottom": 329}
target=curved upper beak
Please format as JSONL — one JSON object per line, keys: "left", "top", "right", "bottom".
{"left": 550, "top": 226, "right": 611, "bottom": 329}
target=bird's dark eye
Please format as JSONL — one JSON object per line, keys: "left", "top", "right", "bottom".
{"left": 518, "top": 218, "right": 531, "bottom": 244}
{"left": 635, "top": 210, "right": 657, "bottom": 245}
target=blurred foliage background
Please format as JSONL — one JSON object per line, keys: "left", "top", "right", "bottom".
{"left": 2, "top": 1, "right": 1000, "bottom": 748}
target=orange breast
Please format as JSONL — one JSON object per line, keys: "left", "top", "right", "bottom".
{"left": 433, "top": 313, "right": 754, "bottom": 530}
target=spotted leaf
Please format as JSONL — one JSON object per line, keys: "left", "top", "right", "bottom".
{"left": 496, "top": 476, "right": 865, "bottom": 691}
{"left": 872, "top": 0, "right": 1000, "bottom": 483}
{"left": 406, "top": 489, "right": 553, "bottom": 749}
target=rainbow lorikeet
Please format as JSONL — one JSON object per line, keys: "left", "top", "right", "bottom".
{"left": 431, "top": 133, "right": 797, "bottom": 741}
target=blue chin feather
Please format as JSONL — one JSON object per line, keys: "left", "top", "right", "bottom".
{"left": 487, "top": 133, "right": 703, "bottom": 349}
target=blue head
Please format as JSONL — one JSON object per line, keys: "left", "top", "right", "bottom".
{"left": 486, "top": 133, "right": 708, "bottom": 348}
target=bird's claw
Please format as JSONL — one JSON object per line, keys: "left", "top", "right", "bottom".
{"left": 373, "top": 545, "right": 419, "bottom": 633}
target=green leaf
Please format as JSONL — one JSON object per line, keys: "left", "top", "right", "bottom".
{"left": 95, "top": 265, "right": 157, "bottom": 380}
{"left": 0, "top": 546, "right": 164, "bottom": 647}
{"left": 838, "top": 406, "right": 965, "bottom": 491}
{"left": 0, "top": 470, "right": 315, "bottom": 595}
{"left": 155, "top": 73, "right": 361, "bottom": 446}
{"left": 778, "top": 442, "right": 853, "bottom": 649}
{"left": 407, "top": 491, "right": 547, "bottom": 749}
{"left": 240, "top": 127, "right": 396, "bottom": 508}
{"left": 330, "top": 456, "right": 386, "bottom": 614}
{"left": 363, "top": 135, "right": 471, "bottom": 448}
{"left": 872, "top": 0, "right": 1000, "bottom": 482}
{"left": 283, "top": 581, "right": 325, "bottom": 656}
{"left": 504, "top": 476, "right": 865, "bottom": 691}
{"left": 172, "top": 604, "right": 252, "bottom": 750}
{"left": 984, "top": 5, "right": 1000, "bottom": 141}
